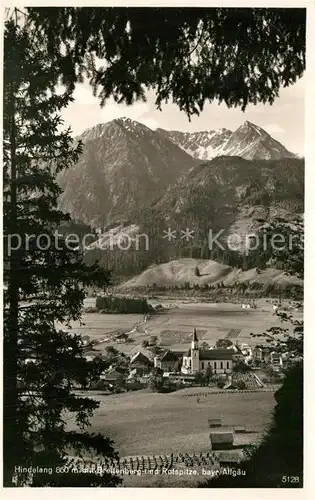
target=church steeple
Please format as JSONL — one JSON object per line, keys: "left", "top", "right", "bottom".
{"left": 192, "top": 327, "right": 199, "bottom": 350}
{"left": 193, "top": 327, "right": 198, "bottom": 342}
{"left": 191, "top": 327, "right": 199, "bottom": 373}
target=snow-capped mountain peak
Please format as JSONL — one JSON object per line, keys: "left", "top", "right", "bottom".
{"left": 158, "top": 121, "right": 295, "bottom": 161}
{"left": 218, "top": 121, "right": 295, "bottom": 160}
{"left": 156, "top": 127, "right": 233, "bottom": 161}
{"left": 79, "top": 117, "right": 153, "bottom": 142}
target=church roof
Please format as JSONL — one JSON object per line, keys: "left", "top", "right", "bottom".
{"left": 184, "top": 348, "right": 234, "bottom": 360}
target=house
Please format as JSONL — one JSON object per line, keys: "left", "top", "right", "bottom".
{"left": 234, "top": 425, "right": 246, "bottom": 433}
{"left": 252, "top": 345, "right": 271, "bottom": 362}
{"left": 182, "top": 328, "right": 233, "bottom": 375}
{"left": 240, "top": 343, "right": 252, "bottom": 355}
{"left": 166, "top": 373, "right": 195, "bottom": 384}
{"left": 270, "top": 351, "right": 283, "bottom": 369}
{"left": 228, "top": 344, "right": 245, "bottom": 361}
{"left": 209, "top": 429, "right": 235, "bottom": 450}
{"left": 154, "top": 350, "right": 181, "bottom": 372}
{"left": 129, "top": 351, "right": 152, "bottom": 376}
{"left": 218, "top": 451, "right": 242, "bottom": 466}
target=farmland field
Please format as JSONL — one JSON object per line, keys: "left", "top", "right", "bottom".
{"left": 66, "top": 387, "right": 276, "bottom": 487}
{"left": 70, "top": 389, "right": 275, "bottom": 457}
{"left": 58, "top": 298, "right": 298, "bottom": 357}
{"left": 62, "top": 298, "right": 284, "bottom": 486}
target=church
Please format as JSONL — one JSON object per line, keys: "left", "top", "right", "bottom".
{"left": 181, "top": 328, "right": 234, "bottom": 375}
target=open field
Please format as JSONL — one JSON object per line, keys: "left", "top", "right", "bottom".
{"left": 66, "top": 386, "right": 276, "bottom": 486}
{"left": 58, "top": 311, "right": 144, "bottom": 339}
{"left": 70, "top": 389, "right": 275, "bottom": 458}
{"left": 141, "top": 301, "right": 291, "bottom": 352}
{"left": 59, "top": 298, "right": 300, "bottom": 357}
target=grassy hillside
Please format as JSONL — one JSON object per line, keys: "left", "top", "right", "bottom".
{"left": 119, "top": 258, "right": 303, "bottom": 291}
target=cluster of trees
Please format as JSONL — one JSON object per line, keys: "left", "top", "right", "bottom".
{"left": 89, "top": 347, "right": 131, "bottom": 393}
{"left": 233, "top": 360, "right": 252, "bottom": 373}
{"left": 148, "top": 368, "right": 186, "bottom": 393}
{"left": 216, "top": 338, "right": 233, "bottom": 349}
{"left": 4, "top": 13, "right": 121, "bottom": 487}
{"left": 216, "top": 379, "right": 226, "bottom": 389}
{"left": 95, "top": 295, "right": 153, "bottom": 314}
{"left": 148, "top": 368, "right": 164, "bottom": 392}
{"left": 260, "top": 367, "right": 284, "bottom": 385}
{"left": 134, "top": 281, "right": 303, "bottom": 300}
{"left": 195, "top": 366, "right": 214, "bottom": 386}
{"left": 100, "top": 346, "right": 130, "bottom": 373}
{"left": 84, "top": 246, "right": 155, "bottom": 280}
{"left": 232, "top": 380, "right": 246, "bottom": 390}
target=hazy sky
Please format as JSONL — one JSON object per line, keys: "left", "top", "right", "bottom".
{"left": 61, "top": 76, "right": 305, "bottom": 156}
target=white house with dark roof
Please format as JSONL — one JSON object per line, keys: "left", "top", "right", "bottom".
{"left": 181, "top": 328, "right": 233, "bottom": 375}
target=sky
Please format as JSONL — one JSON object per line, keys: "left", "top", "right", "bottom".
{"left": 61, "top": 76, "right": 305, "bottom": 156}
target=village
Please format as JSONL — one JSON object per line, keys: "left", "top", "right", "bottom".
{"left": 57, "top": 294, "right": 303, "bottom": 485}
{"left": 78, "top": 297, "right": 302, "bottom": 394}
{"left": 83, "top": 327, "right": 295, "bottom": 392}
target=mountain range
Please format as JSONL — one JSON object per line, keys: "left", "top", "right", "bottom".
{"left": 58, "top": 118, "right": 299, "bottom": 229}
{"left": 57, "top": 118, "right": 196, "bottom": 227}
{"left": 157, "top": 120, "right": 296, "bottom": 161}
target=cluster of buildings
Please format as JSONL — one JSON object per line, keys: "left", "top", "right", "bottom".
{"left": 154, "top": 328, "right": 285, "bottom": 376}
{"left": 125, "top": 329, "right": 236, "bottom": 378}
{"left": 96, "top": 327, "right": 292, "bottom": 385}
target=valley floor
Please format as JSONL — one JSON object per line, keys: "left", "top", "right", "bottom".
{"left": 61, "top": 297, "right": 300, "bottom": 487}
{"left": 61, "top": 297, "right": 301, "bottom": 357}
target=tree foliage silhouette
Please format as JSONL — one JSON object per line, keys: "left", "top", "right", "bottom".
{"left": 3, "top": 16, "right": 121, "bottom": 486}
{"left": 26, "top": 7, "right": 305, "bottom": 115}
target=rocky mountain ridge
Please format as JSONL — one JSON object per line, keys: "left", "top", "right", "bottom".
{"left": 58, "top": 118, "right": 298, "bottom": 228}
{"left": 157, "top": 120, "right": 296, "bottom": 161}
{"left": 58, "top": 118, "right": 196, "bottom": 227}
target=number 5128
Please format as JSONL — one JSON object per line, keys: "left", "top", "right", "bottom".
{"left": 282, "top": 476, "right": 300, "bottom": 484}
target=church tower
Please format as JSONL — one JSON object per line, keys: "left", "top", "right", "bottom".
{"left": 191, "top": 327, "right": 199, "bottom": 374}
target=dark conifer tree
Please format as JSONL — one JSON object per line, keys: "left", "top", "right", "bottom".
{"left": 3, "top": 15, "right": 121, "bottom": 486}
